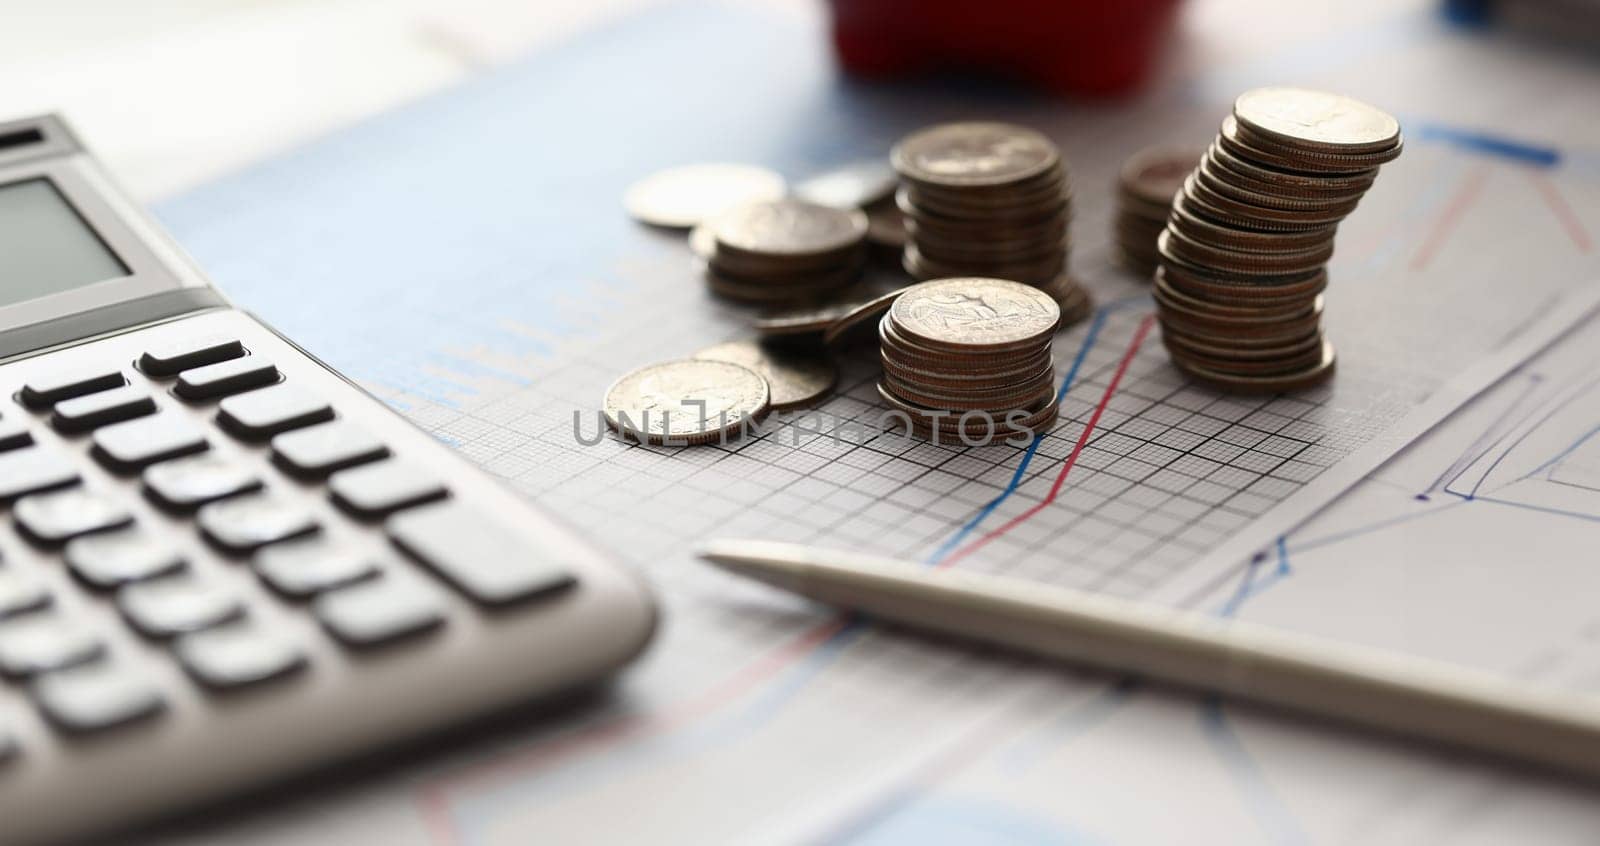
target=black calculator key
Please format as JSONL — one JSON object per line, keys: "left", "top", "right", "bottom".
{"left": 271, "top": 420, "right": 388, "bottom": 479}
{"left": 315, "top": 576, "right": 444, "bottom": 647}
{"left": 118, "top": 577, "right": 243, "bottom": 637}
{"left": 19, "top": 368, "right": 124, "bottom": 410}
{"left": 138, "top": 335, "right": 245, "bottom": 377}
{"left": 31, "top": 660, "right": 165, "bottom": 734}
{"left": 0, "top": 616, "right": 103, "bottom": 677}
{"left": 142, "top": 453, "right": 262, "bottom": 512}
{"left": 174, "top": 356, "right": 278, "bottom": 400}
{"left": 0, "top": 447, "right": 79, "bottom": 503}
{"left": 197, "top": 493, "right": 318, "bottom": 554}
{"left": 175, "top": 623, "right": 305, "bottom": 690}
{"left": 217, "top": 383, "right": 333, "bottom": 440}
{"left": 65, "top": 529, "right": 185, "bottom": 589}
{"left": 0, "top": 571, "right": 50, "bottom": 619}
{"left": 14, "top": 489, "right": 134, "bottom": 546}
{"left": 254, "top": 539, "right": 378, "bottom": 597}
{"left": 0, "top": 417, "right": 32, "bottom": 452}
{"left": 387, "top": 501, "right": 576, "bottom": 606}
{"left": 329, "top": 460, "right": 448, "bottom": 519}
{"left": 92, "top": 412, "right": 208, "bottom": 473}
{"left": 50, "top": 385, "right": 157, "bottom": 434}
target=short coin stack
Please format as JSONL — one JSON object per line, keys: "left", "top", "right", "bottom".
{"left": 877, "top": 278, "right": 1061, "bottom": 445}
{"left": 1156, "top": 87, "right": 1401, "bottom": 393}
{"left": 892, "top": 123, "right": 1089, "bottom": 321}
{"left": 705, "top": 199, "right": 868, "bottom": 303}
{"left": 1112, "top": 146, "right": 1199, "bottom": 277}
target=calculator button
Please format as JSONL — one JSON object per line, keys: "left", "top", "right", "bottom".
{"left": 0, "top": 446, "right": 79, "bottom": 503}
{"left": 175, "top": 623, "right": 305, "bottom": 690}
{"left": 329, "top": 460, "right": 448, "bottom": 519}
{"left": 315, "top": 577, "right": 445, "bottom": 647}
{"left": 254, "top": 539, "right": 378, "bottom": 597}
{"left": 31, "top": 660, "right": 165, "bottom": 734}
{"left": 387, "top": 501, "right": 577, "bottom": 606}
{"left": 92, "top": 412, "right": 209, "bottom": 473}
{"left": 174, "top": 357, "right": 278, "bottom": 400}
{"left": 19, "top": 368, "right": 124, "bottom": 410}
{"left": 0, "top": 571, "right": 51, "bottom": 619}
{"left": 142, "top": 453, "right": 262, "bottom": 512}
{"left": 50, "top": 385, "right": 157, "bottom": 434}
{"left": 197, "top": 493, "right": 319, "bottom": 554}
{"left": 138, "top": 336, "right": 245, "bottom": 377}
{"left": 271, "top": 420, "right": 389, "bottom": 479}
{"left": 0, "top": 616, "right": 103, "bottom": 677}
{"left": 65, "top": 529, "right": 185, "bottom": 589}
{"left": 0, "top": 417, "right": 32, "bottom": 452}
{"left": 217, "top": 383, "right": 333, "bottom": 440}
{"left": 14, "top": 489, "right": 134, "bottom": 546}
{"left": 118, "top": 577, "right": 244, "bottom": 637}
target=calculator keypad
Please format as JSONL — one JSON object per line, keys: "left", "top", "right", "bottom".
{"left": 0, "top": 312, "right": 608, "bottom": 782}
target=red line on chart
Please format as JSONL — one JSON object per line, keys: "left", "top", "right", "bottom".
{"left": 416, "top": 617, "right": 852, "bottom": 845}
{"left": 1531, "top": 173, "right": 1594, "bottom": 254}
{"left": 934, "top": 314, "right": 1157, "bottom": 571}
{"left": 1409, "top": 167, "right": 1489, "bottom": 271}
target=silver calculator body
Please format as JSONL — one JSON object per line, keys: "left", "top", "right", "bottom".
{"left": 0, "top": 115, "right": 656, "bottom": 843}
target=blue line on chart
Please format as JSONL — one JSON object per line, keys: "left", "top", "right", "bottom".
{"left": 1523, "top": 420, "right": 1600, "bottom": 481}
{"left": 1218, "top": 537, "right": 1292, "bottom": 618}
{"left": 1459, "top": 370, "right": 1600, "bottom": 499}
{"left": 925, "top": 295, "right": 1150, "bottom": 566}
{"left": 1418, "top": 371, "right": 1544, "bottom": 500}
{"left": 1413, "top": 122, "right": 1561, "bottom": 168}
{"left": 1200, "top": 700, "right": 1310, "bottom": 846}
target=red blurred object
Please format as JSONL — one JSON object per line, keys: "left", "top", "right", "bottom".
{"left": 828, "top": 0, "right": 1182, "bottom": 98}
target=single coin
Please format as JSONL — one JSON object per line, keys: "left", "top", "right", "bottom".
{"left": 1172, "top": 340, "right": 1337, "bottom": 394}
{"left": 623, "top": 164, "right": 786, "bottom": 229}
{"left": 1233, "top": 87, "right": 1401, "bottom": 154}
{"left": 892, "top": 122, "right": 1061, "bottom": 189}
{"left": 713, "top": 199, "right": 868, "bottom": 261}
{"left": 755, "top": 298, "right": 870, "bottom": 338}
{"left": 1119, "top": 145, "right": 1202, "bottom": 208}
{"left": 823, "top": 287, "right": 906, "bottom": 346}
{"left": 603, "top": 359, "right": 770, "bottom": 445}
{"left": 795, "top": 161, "right": 899, "bottom": 209}
{"left": 890, "top": 278, "right": 1061, "bottom": 353}
{"left": 694, "top": 340, "right": 838, "bottom": 410}
{"left": 688, "top": 222, "right": 717, "bottom": 260}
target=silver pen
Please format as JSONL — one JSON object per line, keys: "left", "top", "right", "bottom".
{"left": 700, "top": 538, "right": 1600, "bottom": 780}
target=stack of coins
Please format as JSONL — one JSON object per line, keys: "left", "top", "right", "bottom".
{"left": 877, "top": 278, "right": 1061, "bottom": 445}
{"left": 705, "top": 199, "right": 868, "bottom": 303}
{"left": 891, "top": 123, "right": 1090, "bottom": 321}
{"left": 794, "top": 161, "right": 905, "bottom": 264}
{"left": 1112, "top": 146, "right": 1200, "bottom": 277}
{"left": 1157, "top": 87, "right": 1401, "bottom": 393}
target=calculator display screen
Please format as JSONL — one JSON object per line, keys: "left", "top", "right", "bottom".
{"left": 0, "top": 177, "right": 129, "bottom": 307}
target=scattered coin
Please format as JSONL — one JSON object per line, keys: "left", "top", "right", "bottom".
{"left": 1154, "top": 87, "right": 1400, "bottom": 394}
{"left": 623, "top": 164, "right": 786, "bottom": 229}
{"left": 754, "top": 298, "right": 866, "bottom": 339}
{"left": 794, "top": 161, "right": 899, "bottom": 210}
{"left": 603, "top": 359, "right": 770, "bottom": 445}
{"left": 822, "top": 287, "right": 907, "bottom": 347}
{"left": 877, "top": 278, "right": 1061, "bottom": 445}
{"left": 892, "top": 122, "right": 1089, "bottom": 325}
{"left": 1113, "top": 145, "right": 1201, "bottom": 278}
{"left": 694, "top": 340, "right": 838, "bottom": 410}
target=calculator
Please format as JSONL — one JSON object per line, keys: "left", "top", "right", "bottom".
{"left": 0, "top": 115, "right": 656, "bottom": 843}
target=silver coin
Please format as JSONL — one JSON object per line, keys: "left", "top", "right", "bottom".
{"left": 694, "top": 340, "right": 838, "bottom": 410}
{"left": 712, "top": 199, "right": 868, "bottom": 259}
{"left": 794, "top": 161, "right": 899, "bottom": 209}
{"left": 1232, "top": 87, "right": 1400, "bottom": 154}
{"left": 623, "top": 164, "right": 786, "bottom": 229}
{"left": 889, "top": 277, "right": 1061, "bottom": 353}
{"left": 892, "top": 122, "right": 1060, "bottom": 189}
{"left": 602, "top": 359, "right": 770, "bottom": 445}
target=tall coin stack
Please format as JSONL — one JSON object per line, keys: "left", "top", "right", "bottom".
{"left": 705, "top": 199, "right": 868, "bottom": 303}
{"left": 892, "top": 123, "right": 1091, "bottom": 325}
{"left": 1112, "top": 146, "right": 1200, "bottom": 278}
{"left": 1156, "top": 87, "right": 1401, "bottom": 393}
{"left": 877, "top": 278, "right": 1062, "bottom": 445}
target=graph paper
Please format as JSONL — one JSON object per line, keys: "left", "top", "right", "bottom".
{"left": 147, "top": 2, "right": 1600, "bottom": 843}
